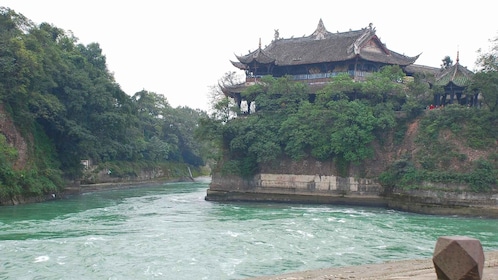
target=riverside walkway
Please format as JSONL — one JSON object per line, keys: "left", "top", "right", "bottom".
{"left": 250, "top": 250, "right": 498, "bottom": 280}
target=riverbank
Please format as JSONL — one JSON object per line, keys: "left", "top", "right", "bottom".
{"left": 207, "top": 173, "right": 498, "bottom": 219}
{"left": 249, "top": 250, "right": 498, "bottom": 280}
{"left": 0, "top": 176, "right": 198, "bottom": 206}
{"left": 63, "top": 176, "right": 195, "bottom": 195}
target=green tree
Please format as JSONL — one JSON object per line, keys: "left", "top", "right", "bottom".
{"left": 327, "top": 100, "right": 379, "bottom": 162}
{"left": 132, "top": 90, "right": 174, "bottom": 161}
{"left": 360, "top": 65, "right": 407, "bottom": 107}
{"left": 279, "top": 102, "right": 334, "bottom": 160}
{"left": 209, "top": 71, "right": 240, "bottom": 121}
{"left": 476, "top": 36, "right": 498, "bottom": 72}
{"left": 441, "top": 56, "right": 453, "bottom": 69}
{"left": 402, "top": 74, "right": 433, "bottom": 118}
{"left": 0, "top": 8, "right": 213, "bottom": 200}
{"left": 253, "top": 75, "right": 308, "bottom": 113}
{"left": 163, "top": 106, "right": 207, "bottom": 166}
{"left": 471, "top": 36, "right": 498, "bottom": 112}
{"left": 315, "top": 73, "right": 358, "bottom": 104}
{"left": 471, "top": 71, "right": 498, "bottom": 112}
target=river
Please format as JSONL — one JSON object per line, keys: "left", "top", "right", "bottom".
{"left": 1, "top": 178, "right": 497, "bottom": 279}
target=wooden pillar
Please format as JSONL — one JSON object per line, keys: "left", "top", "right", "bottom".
{"left": 434, "top": 94, "right": 440, "bottom": 106}
{"left": 448, "top": 84, "right": 454, "bottom": 105}
{"left": 473, "top": 93, "right": 479, "bottom": 107}
{"left": 235, "top": 93, "right": 242, "bottom": 109}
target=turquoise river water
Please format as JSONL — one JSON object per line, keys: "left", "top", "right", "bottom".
{"left": 1, "top": 178, "right": 497, "bottom": 279}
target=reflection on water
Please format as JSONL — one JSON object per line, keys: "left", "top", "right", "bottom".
{"left": 0, "top": 179, "right": 497, "bottom": 279}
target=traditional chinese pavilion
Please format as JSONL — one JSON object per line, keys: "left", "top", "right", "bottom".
{"left": 432, "top": 52, "right": 477, "bottom": 107}
{"left": 225, "top": 19, "right": 422, "bottom": 111}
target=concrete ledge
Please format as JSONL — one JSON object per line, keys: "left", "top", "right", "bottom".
{"left": 248, "top": 251, "right": 498, "bottom": 280}
{"left": 205, "top": 189, "right": 388, "bottom": 208}
{"left": 388, "top": 197, "right": 498, "bottom": 219}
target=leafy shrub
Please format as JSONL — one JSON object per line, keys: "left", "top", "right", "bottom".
{"left": 466, "top": 160, "right": 497, "bottom": 192}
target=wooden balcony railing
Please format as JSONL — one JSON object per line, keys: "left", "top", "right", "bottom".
{"left": 246, "top": 71, "right": 372, "bottom": 83}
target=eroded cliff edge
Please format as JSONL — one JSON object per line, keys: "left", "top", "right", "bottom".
{"left": 206, "top": 117, "right": 498, "bottom": 218}
{"left": 207, "top": 168, "right": 498, "bottom": 218}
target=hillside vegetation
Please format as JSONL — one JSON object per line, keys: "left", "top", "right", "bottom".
{"left": 199, "top": 60, "right": 498, "bottom": 192}
{"left": 0, "top": 8, "right": 210, "bottom": 202}
{"left": 1, "top": 6, "right": 497, "bottom": 204}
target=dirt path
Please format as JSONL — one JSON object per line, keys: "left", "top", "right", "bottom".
{"left": 249, "top": 251, "right": 498, "bottom": 280}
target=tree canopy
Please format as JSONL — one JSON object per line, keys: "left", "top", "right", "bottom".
{"left": 0, "top": 8, "right": 208, "bottom": 200}
{"left": 199, "top": 67, "right": 412, "bottom": 177}
{"left": 471, "top": 35, "right": 498, "bottom": 112}
{"left": 200, "top": 56, "right": 497, "bottom": 186}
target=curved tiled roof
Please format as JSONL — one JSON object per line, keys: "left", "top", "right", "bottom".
{"left": 231, "top": 60, "right": 248, "bottom": 70}
{"left": 235, "top": 46, "right": 276, "bottom": 65}
{"left": 405, "top": 64, "right": 440, "bottom": 76}
{"left": 434, "top": 62, "right": 474, "bottom": 87}
{"left": 234, "top": 19, "right": 419, "bottom": 68}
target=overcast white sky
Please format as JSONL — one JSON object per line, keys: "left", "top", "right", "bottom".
{"left": 2, "top": 1, "right": 497, "bottom": 111}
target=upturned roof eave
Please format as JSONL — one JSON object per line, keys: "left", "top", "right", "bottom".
{"left": 236, "top": 47, "right": 276, "bottom": 65}
{"left": 231, "top": 60, "right": 248, "bottom": 70}
{"left": 434, "top": 63, "right": 474, "bottom": 87}
{"left": 355, "top": 51, "right": 419, "bottom": 66}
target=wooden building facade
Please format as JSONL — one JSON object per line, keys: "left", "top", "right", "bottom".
{"left": 225, "top": 19, "right": 421, "bottom": 111}
{"left": 224, "top": 19, "right": 477, "bottom": 112}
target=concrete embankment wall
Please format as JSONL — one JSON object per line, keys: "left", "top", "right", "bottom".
{"left": 207, "top": 173, "right": 498, "bottom": 218}
{"left": 388, "top": 187, "right": 498, "bottom": 218}
{"left": 207, "top": 173, "right": 388, "bottom": 207}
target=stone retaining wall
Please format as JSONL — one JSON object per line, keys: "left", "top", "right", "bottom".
{"left": 210, "top": 173, "right": 382, "bottom": 194}
{"left": 207, "top": 173, "right": 498, "bottom": 218}
{"left": 207, "top": 173, "right": 387, "bottom": 207}
{"left": 388, "top": 188, "right": 498, "bottom": 218}
{"left": 255, "top": 173, "right": 382, "bottom": 194}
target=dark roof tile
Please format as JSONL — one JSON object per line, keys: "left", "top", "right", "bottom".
{"left": 235, "top": 20, "right": 419, "bottom": 67}
{"left": 434, "top": 63, "right": 474, "bottom": 87}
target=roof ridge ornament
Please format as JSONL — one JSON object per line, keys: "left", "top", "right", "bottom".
{"left": 354, "top": 43, "right": 359, "bottom": 55}
{"left": 452, "top": 50, "right": 460, "bottom": 81}
{"left": 367, "top": 23, "right": 376, "bottom": 34}
{"left": 312, "top": 18, "right": 327, "bottom": 40}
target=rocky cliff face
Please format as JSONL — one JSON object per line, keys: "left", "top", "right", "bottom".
{"left": 0, "top": 105, "right": 50, "bottom": 205}
{"left": 207, "top": 116, "right": 498, "bottom": 217}
{"left": 249, "top": 119, "right": 420, "bottom": 179}
{"left": 0, "top": 104, "right": 30, "bottom": 170}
